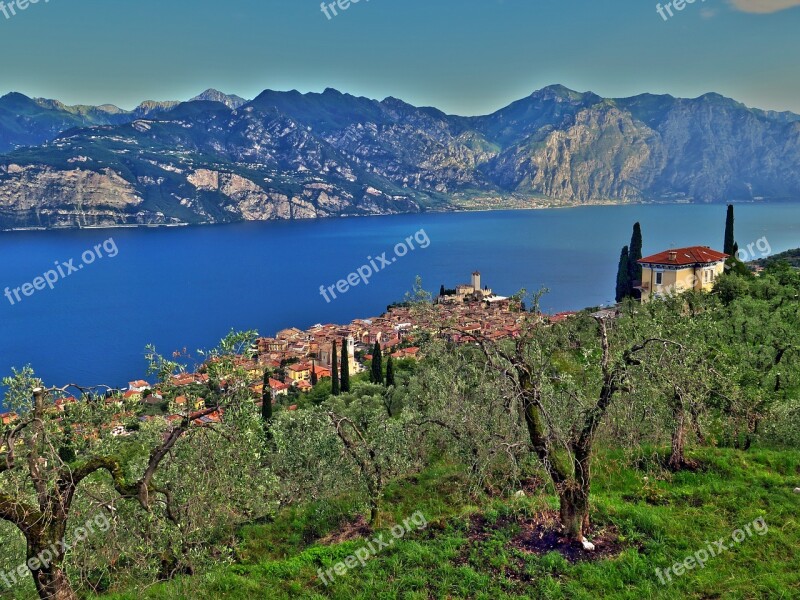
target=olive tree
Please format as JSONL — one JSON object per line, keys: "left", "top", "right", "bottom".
{"left": 410, "top": 287, "right": 679, "bottom": 544}
{"left": 325, "top": 387, "right": 421, "bottom": 524}
{"left": 0, "top": 331, "right": 273, "bottom": 600}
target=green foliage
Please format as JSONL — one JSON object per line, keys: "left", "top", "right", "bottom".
{"left": 261, "top": 370, "right": 273, "bottom": 428}
{"left": 724, "top": 204, "right": 736, "bottom": 256}
{"left": 628, "top": 222, "right": 643, "bottom": 287}
{"left": 385, "top": 356, "right": 396, "bottom": 388}
{"left": 369, "top": 343, "right": 383, "bottom": 385}
{"left": 331, "top": 342, "right": 340, "bottom": 396}
{"left": 615, "top": 222, "right": 643, "bottom": 301}
{"left": 724, "top": 256, "right": 754, "bottom": 278}
{"left": 616, "top": 245, "right": 630, "bottom": 303}
{"left": 1, "top": 365, "right": 42, "bottom": 415}
{"left": 714, "top": 272, "right": 750, "bottom": 304}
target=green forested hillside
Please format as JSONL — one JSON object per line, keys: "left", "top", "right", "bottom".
{"left": 1, "top": 263, "right": 799, "bottom": 600}
{"left": 756, "top": 247, "right": 800, "bottom": 268}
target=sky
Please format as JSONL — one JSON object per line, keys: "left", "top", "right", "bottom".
{"left": 0, "top": 0, "right": 799, "bottom": 115}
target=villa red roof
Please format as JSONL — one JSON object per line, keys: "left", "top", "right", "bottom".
{"left": 639, "top": 246, "right": 728, "bottom": 266}
{"left": 269, "top": 378, "right": 290, "bottom": 391}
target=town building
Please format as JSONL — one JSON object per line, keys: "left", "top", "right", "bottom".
{"left": 638, "top": 246, "right": 728, "bottom": 302}
{"left": 287, "top": 363, "right": 312, "bottom": 383}
{"left": 128, "top": 380, "right": 151, "bottom": 393}
{"left": 318, "top": 335, "right": 358, "bottom": 376}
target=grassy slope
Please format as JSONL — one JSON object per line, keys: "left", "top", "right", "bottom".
{"left": 101, "top": 449, "right": 800, "bottom": 599}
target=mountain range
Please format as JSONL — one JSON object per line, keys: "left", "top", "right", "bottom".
{"left": 1, "top": 84, "right": 799, "bottom": 229}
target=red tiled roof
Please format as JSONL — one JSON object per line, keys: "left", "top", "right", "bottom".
{"left": 269, "top": 379, "right": 290, "bottom": 391}
{"left": 639, "top": 246, "right": 728, "bottom": 266}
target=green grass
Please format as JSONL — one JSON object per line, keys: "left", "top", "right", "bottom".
{"left": 100, "top": 448, "right": 800, "bottom": 599}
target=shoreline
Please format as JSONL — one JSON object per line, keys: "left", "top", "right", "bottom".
{"left": 1, "top": 222, "right": 190, "bottom": 233}
{"left": 0, "top": 197, "right": 786, "bottom": 234}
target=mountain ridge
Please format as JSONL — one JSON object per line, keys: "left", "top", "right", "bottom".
{"left": 1, "top": 85, "right": 799, "bottom": 229}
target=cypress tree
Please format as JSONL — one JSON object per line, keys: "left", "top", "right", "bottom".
{"left": 261, "top": 370, "right": 273, "bottom": 424}
{"left": 370, "top": 342, "right": 383, "bottom": 384}
{"left": 331, "top": 342, "right": 340, "bottom": 396}
{"left": 724, "top": 204, "right": 736, "bottom": 255}
{"left": 340, "top": 339, "right": 351, "bottom": 393}
{"left": 616, "top": 246, "right": 630, "bottom": 302}
{"left": 310, "top": 359, "right": 318, "bottom": 386}
{"left": 627, "top": 222, "right": 643, "bottom": 291}
{"left": 386, "top": 355, "right": 396, "bottom": 387}
{"left": 440, "top": 284, "right": 446, "bottom": 297}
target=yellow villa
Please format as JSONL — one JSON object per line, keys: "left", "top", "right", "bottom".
{"left": 287, "top": 363, "right": 312, "bottom": 383}
{"left": 637, "top": 246, "right": 729, "bottom": 302}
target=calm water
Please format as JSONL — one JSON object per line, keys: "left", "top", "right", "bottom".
{"left": 1, "top": 203, "right": 798, "bottom": 396}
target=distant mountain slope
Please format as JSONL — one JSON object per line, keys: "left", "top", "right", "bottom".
{"left": 0, "top": 89, "right": 247, "bottom": 154}
{"left": 0, "top": 93, "right": 123, "bottom": 154}
{"left": 190, "top": 89, "right": 247, "bottom": 109}
{"left": 1, "top": 85, "right": 799, "bottom": 229}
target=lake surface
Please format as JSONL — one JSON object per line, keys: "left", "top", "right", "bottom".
{"left": 1, "top": 203, "right": 798, "bottom": 397}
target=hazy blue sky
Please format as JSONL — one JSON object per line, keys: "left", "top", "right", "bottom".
{"left": 1, "top": 0, "right": 799, "bottom": 115}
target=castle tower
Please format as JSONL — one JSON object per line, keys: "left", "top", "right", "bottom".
{"left": 471, "top": 271, "right": 481, "bottom": 293}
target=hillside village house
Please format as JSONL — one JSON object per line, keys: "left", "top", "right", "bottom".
{"left": 128, "top": 380, "right": 151, "bottom": 393}
{"left": 287, "top": 363, "right": 311, "bottom": 383}
{"left": 637, "top": 246, "right": 728, "bottom": 302}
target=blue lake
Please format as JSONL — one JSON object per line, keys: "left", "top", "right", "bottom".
{"left": 1, "top": 203, "right": 799, "bottom": 396}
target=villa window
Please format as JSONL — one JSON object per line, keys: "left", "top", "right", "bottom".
{"left": 655, "top": 272, "right": 663, "bottom": 285}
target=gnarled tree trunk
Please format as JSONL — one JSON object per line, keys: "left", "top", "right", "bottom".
{"left": 668, "top": 390, "right": 688, "bottom": 470}
{"left": 668, "top": 389, "right": 698, "bottom": 470}
{"left": 32, "top": 564, "right": 77, "bottom": 600}
{"left": 24, "top": 518, "right": 76, "bottom": 600}
{"left": 557, "top": 485, "right": 590, "bottom": 542}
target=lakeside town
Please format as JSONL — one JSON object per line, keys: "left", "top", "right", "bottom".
{"left": 0, "top": 237, "right": 741, "bottom": 433}
{"left": 1, "top": 271, "right": 566, "bottom": 432}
